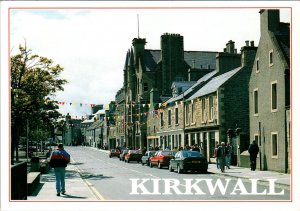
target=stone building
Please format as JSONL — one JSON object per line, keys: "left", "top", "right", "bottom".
{"left": 117, "top": 33, "right": 217, "bottom": 149}
{"left": 62, "top": 113, "right": 83, "bottom": 146}
{"left": 150, "top": 40, "right": 258, "bottom": 164}
{"left": 249, "top": 9, "right": 290, "bottom": 173}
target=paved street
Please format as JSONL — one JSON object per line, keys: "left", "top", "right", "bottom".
{"left": 64, "top": 146, "right": 290, "bottom": 201}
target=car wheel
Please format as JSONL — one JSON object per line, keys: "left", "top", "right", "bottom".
{"left": 150, "top": 162, "right": 153, "bottom": 168}
{"left": 158, "top": 162, "right": 162, "bottom": 169}
{"left": 109, "top": 156, "right": 111, "bottom": 158}
{"left": 169, "top": 165, "right": 174, "bottom": 172}
{"left": 142, "top": 162, "right": 144, "bottom": 166}
{"left": 177, "top": 165, "right": 183, "bottom": 174}
{"left": 128, "top": 160, "right": 130, "bottom": 163}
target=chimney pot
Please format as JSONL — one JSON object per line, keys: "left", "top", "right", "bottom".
{"left": 245, "top": 40, "right": 249, "bottom": 46}
{"left": 251, "top": 41, "right": 255, "bottom": 47}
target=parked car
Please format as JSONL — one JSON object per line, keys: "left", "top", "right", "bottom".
{"left": 124, "top": 150, "right": 143, "bottom": 163}
{"left": 141, "top": 151, "right": 156, "bottom": 166}
{"left": 109, "top": 149, "right": 121, "bottom": 158}
{"left": 169, "top": 150, "right": 208, "bottom": 174}
{"left": 119, "top": 149, "right": 129, "bottom": 161}
{"left": 149, "top": 150, "right": 176, "bottom": 169}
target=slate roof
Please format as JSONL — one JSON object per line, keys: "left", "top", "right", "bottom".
{"left": 143, "top": 50, "right": 217, "bottom": 72}
{"left": 188, "top": 67, "right": 242, "bottom": 100}
{"left": 88, "top": 120, "right": 103, "bottom": 130}
{"left": 165, "top": 70, "right": 218, "bottom": 104}
{"left": 184, "top": 51, "right": 217, "bottom": 70}
{"left": 274, "top": 23, "right": 290, "bottom": 67}
{"left": 144, "top": 50, "right": 161, "bottom": 72}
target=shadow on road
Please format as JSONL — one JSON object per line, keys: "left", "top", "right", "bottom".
{"left": 60, "top": 194, "right": 88, "bottom": 199}
{"left": 79, "top": 172, "right": 113, "bottom": 180}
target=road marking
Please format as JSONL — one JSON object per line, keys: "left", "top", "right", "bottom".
{"left": 70, "top": 157, "right": 105, "bottom": 200}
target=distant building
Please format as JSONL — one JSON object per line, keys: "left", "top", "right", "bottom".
{"left": 63, "top": 113, "right": 83, "bottom": 146}
{"left": 249, "top": 9, "right": 290, "bottom": 173}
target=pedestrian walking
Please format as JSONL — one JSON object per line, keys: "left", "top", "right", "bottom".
{"left": 213, "top": 142, "right": 220, "bottom": 169}
{"left": 49, "top": 143, "right": 70, "bottom": 196}
{"left": 192, "top": 144, "right": 200, "bottom": 152}
{"left": 217, "top": 142, "right": 227, "bottom": 172}
{"left": 226, "top": 142, "right": 233, "bottom": 169}
{"left": 248, "top": 140, "right": 259, "bottom": 171}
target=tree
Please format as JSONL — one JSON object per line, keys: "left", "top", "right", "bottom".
{"left": 11, "top": 44, "right": 67, "bottom": 164}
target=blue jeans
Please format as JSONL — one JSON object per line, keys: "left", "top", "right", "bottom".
{"left": 54, "top": 167, "right": 66, "bottom": 193}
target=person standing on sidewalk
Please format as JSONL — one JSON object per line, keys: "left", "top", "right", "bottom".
{"left": 49, "top": 143, "right": 70, "bottom": 196}
{"left": 217, "top": 142, "right": 227, "bottom": 172}
{"left": 248, "top": 140, "right": 259, "bottom": 171}
{"left": 226, "top": 142, "right": 233, "bottom": 169}
{"left": 213, "top": 142, "right": 220, "bottom": 169}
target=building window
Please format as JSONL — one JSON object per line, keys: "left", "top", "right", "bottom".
{"left": 175, "top": 107, "right": 179, "bottom": 125}
{"left": 185, "top": 103, "right": 190, "bottom": 125}
{"left": 191, "top": 101, "right": 195, "bottom": 124}
{"left": 160, "top": 112, "right": 164, "bottom": 127}
{"left": 253, "top": 89, "right": 258, "bottom": 115}
{"left": 209, "top": 96, "right": 214, "bottom": 121}
{"left": 269, "top": 49, "right": 274, "bottom": 66}
{"left": 143, "top": 83, "right": 148, "bottom": 92}
{"left": 168, "top": 109, "right": 171, "bottom": 126}
{"left": 202, "top": 98, "right": 206, "bottom": 122}
{"left": 256, "top": 58, "right": 260, "bottom": 72}
{"left": 271, "top": 82, "right": 277, "bottom": 111}
{"left": 271, "top": 132, "right": 278, "bottom": 158}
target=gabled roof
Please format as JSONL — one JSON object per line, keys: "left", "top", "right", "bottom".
{"left": 144, "top": 50, "right": 161, "bottom": 72}
{"left": 188, "top": 67, "right": 242, "bottom": 100}
{"left": 165, "top": 70, "right": 218, "bottom": 104}
{"left": 184, "top": 51, "right": 217, "bottom": 70}
{"left": 143, "top": 50, "right": 217, "bottom": 72}
{"left": 88, "top": 120, "right": 103, "bottom": 130}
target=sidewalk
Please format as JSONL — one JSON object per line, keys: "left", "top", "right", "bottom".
{"left": 98, "top": 148, "right": 291, "bottom": 189}
{"left": 27, "top": 162, "right": 99, "bottom": 201}
{"left": 208, "top": 163, "right": 290, "bottom": 189}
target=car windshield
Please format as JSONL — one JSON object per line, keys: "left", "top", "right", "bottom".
{"left": 122, "top": 150, "right": 128, "bottom": 154}
{"left": 149, "top": 151, "right": 156, "bottom": 156}
{"left": 129, "top": 150, "right": 140, "bottom": 154}
{"left": 161, "top": 151, "right": 175, "bottom": 156}
{"left": 182, "top": 151, "right": 202, "bottom": 158}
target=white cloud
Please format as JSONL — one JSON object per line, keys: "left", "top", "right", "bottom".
{"left": 10, "top": 8, "right": 290, "bottom": 117}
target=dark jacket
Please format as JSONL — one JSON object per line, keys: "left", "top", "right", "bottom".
{"left": 50, "top": 149, "right": 70, "bottom": 168}
{"left": 248, "top": 143, "right": 259, "bottom": 157}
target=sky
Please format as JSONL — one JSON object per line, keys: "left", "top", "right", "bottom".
{"left": 10, "top": 8, "right": 291, "bottom": 118}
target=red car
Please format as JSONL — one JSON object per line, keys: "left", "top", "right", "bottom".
{"left": 149, "top": 150, "right": 176, "bottom": 169}
{"left": 109, "top": 149, "right": 121, "bottom": 158}
{"left": 124, "top": 150, "right": 143, "bottom": 163}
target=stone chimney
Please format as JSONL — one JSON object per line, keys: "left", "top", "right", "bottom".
{"left": 216, "top": 40, "right": 241, "bottom": 74}
{"left": 132, "top": 38, "right": 147, "bottom": 68}
{"left": 260, "top": 9, "right": 280, "bottom": 35}
{"left": 241, "top": 41, "right": 257, "bottom": 67}
{"left": 225, "top": 40, "right": 236, "bottom": 54}
{"left": 160, "top": 33, "right": 185, "bottom": 96}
